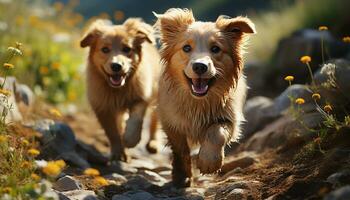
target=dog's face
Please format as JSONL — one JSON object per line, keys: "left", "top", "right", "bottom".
{"left": 81, "top": 19, "right": 154, "bottom": 88}
{"left": 156, "top": 9, "right": 255, "bottom": 98}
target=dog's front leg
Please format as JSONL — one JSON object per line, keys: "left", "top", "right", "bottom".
{"left": 123, "top": 101, "right": 148, "bottom": 148}
{"left": 166, "top": 130, "right": 192, "bottom": 188}
{"left": 197, "top": 124, "right": 230, "bottom": 174}
{"left": 95, "top": 110, "right": 127, "bottom": 162}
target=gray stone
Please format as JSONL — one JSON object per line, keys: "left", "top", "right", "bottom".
{"left": 53, "top": 175, "right": 82, "bottom": 192}
{"left": 124, "top": 175, "right": 153, "bottom": 190}
{"left": 76, "top": 140, "right": 109, "bottom": 165}
{"left": 33, "top": 120, "right": 106, "bottom": 168}
{"left": 0, "top": 77, "right": 23, "bottom": 122}
{"left": 138, "top": 169, "right": 167, "bottom": 185}
{"left": 314, "top": 60, "right": 350, "bottom": 105}
{"left": 57, "top": 190, "right": 98, "bottom": 200}
{"left": 226, "top": 188, "right": 246, "bottom": 200}
{"left": 35, "top": 121, "right": 76, "bottom": 153}
{"left": 267, "top": 29, "right": 349, "bottom": 93}
{"left": 325, "top": 186, "right": 350, "bottom": 200}
{"left": 112, "top": 195, "right": 132, "bottom": 200}
{"left": 273, "top": 84, "right": 314, "bottom": 114}
{"left": 327, "top": 170, "right": 350, "bottom": 187}
{"left": 242, "top": 96, "right": 275, "bottom": 138}
{"left": 34, "top": 121, "right": 93, "bottom": 168}
{"left": 15, "top": 83, "right": 34, "bottom": 106}
{"left": 220, "top": 154, "right": 257, "bottom": 174}
{"left": 104, "top": 173, "right": 127, "bottom": 183}
{"left": 214, "top": 182, "right": 249, "bottom": 200}
{"left": 240, "top": 116, "right": 294, "bottom": 152}
{"left": 126, "top": 191, "right": 154, "bottom": 200}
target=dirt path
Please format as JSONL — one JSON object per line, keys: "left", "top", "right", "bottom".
{"left": 60, "top": 110, "right": 348, "bottom": 200}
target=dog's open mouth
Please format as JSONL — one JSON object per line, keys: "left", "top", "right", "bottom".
{"left": 109, "top": 74, "right": 126, "bottom": 87}
{"left": 184, "top": 73, "right": 214, "bottom": 97}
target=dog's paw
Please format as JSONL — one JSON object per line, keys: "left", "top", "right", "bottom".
{"left": 197, "top": 145, "right": 224, "bottom": 174}
{"left": 111, "top": 150, "right": 130, "bottom": 163}
{"left": 172, "top": 177, "right": 192, "bottom": 188}
{"left": 123, "top": 118, "right": 143, "bottom": 148}
{"left": 146, "top": 140, "right": 159, "bottom": 154}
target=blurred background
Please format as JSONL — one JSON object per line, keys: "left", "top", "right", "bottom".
{"left": 0, "top": 0, "right": 349, "bottom": 105}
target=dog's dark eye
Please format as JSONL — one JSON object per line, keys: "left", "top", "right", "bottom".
{"left": 210, "top": 45, "right": 221, "bottom": 54}
{"left": 101, "top": 47, "right": 110, "bottom": 54}
{"left": 182, "top": 44, "right": 192, "bottom": 53}
{"left": 122, "top": 46, "right": 131, "bottom": 53}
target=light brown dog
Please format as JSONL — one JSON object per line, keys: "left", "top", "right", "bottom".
{"left": 155, "top": 8, "right": 256, "bottom": 187}
{"left": 80, "top": 18, "right": 161, "bottom": 161}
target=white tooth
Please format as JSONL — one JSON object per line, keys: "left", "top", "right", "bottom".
{"left": 120, "top": 77, "right": 126, "bottom": 86}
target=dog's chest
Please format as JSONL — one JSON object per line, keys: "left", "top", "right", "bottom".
{"left": 159, "top": 95, "right": 228, "bottom": 141}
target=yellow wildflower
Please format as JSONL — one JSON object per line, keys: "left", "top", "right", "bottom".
{"left": 68, "top": 91, "right": 77, "bottom": 101}
{"left": 343, "top": 36, "right": 350, "bottom": 43}
{"left": 15, "top": 16, "right": 24, "bottom": 26}
{"left": 53, "top": 2, "right": 64, "bottom": 12}
{"left": 93, "top": 176, "right": 109, "bottom": 186}
{"left": 0, "top": 135, "right": 8, "bottom": 143}
{"left": 284, "top": 76, "right": 294, "bottom": 82}
{"left": 49, "top": 108, "right": 62, "bottom": 118}
{"left": 21, "top": 161, "right": 32, "bottom": 168}
{"left": 42, "top": 161, "right": 62, "bottom": 177}
{"left": 54, "top": 160, "right": 66, "bottom": 169}
{"left": 3, "top": 63, "right": 14, "bottom": 69}
{"left": 52, "top": 62, "right": 60, "bottom": 70}
{"left": 324, "top": 105, "right": 333, "bottom": 112}
{"left": 318, "top": 26, "right": 328, "bottom": 31}
{"left": 114, "top": 10, "right": 125, "bottom": 21}
{"left": 39, "top": 66, "right": 49, "bottom": 75}
{"left": 29, "top": 15, "right": 39, "bottom": 27}
{"left": 0, "top": 88, "right": 11, "bottom": 96}
{"left": 295, "top": 98, "right": 305, "bottom": 105}
{"left": 21, "top": 138, "right": 30, "bottom": 146}
{"left": 31, "top": 173, "right": 41, "bottom": 181}
{"left": 300, "top": 56, "right": 311, "bottom": 64}
{"left": 27, "top": 148, "right": 40, "bottom": 157}
{"left": 312, "top": 93, "right": 321, "bottom": 101}
{"left": 2, "top": 187, "right": 12, "bottom": 193}
{"left": 84, "top": 168, "right": 100, "bottom": 176}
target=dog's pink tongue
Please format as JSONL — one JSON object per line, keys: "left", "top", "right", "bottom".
{"left": 110, "top": 75, "right": 125, "bottom": 86}
{"left": 191, "top": 78, "right": 209, "bottom": 94}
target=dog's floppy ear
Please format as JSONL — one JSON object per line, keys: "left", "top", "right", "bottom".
{"left": 153, "top": 8, "right": 195, "bottom": 44}
{"left": 124, "top": 18, "right": 155, "bottom": 45}
{"left": 216, "top": 15, "right": 256, "bottom": 35}
{"left": 80, "top": 20, "right": 106, "bottom": 48}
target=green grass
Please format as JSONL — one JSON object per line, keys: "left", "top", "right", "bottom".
{"left": 247, "top": 0, "right": 349, "bottom": 63}
{"left": 0, "top": 0, "right": 85, "bottom": 104}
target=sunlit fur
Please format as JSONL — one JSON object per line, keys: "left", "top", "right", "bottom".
{"left": 81, "top": 18, "right": 161, "bottom": 161}
{"left": 155, "top": 8, "right": 256, "bottom": 186}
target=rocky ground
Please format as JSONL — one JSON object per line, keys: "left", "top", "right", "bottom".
{"left": 38, "top": 59, "right": 349, "bottom": 200}
{"left": 50, "top": 111, "right": 348, "bottom": 200}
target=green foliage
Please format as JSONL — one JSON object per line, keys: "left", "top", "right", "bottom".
{"left": 248, "top": 0, "right": 349, "bottom": 63}
{"left": 0, "top": 0, "right": 85, "bottom": 104}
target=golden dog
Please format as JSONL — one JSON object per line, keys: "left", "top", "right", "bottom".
{"left": 155, "top": 8, "right": 256, "bottom": 187}
{"left": 80, "top": 18, "right": 161, "bottom": 161}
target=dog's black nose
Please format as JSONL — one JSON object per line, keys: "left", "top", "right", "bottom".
{"left": 111, "top": 63, "right": 122, "bottom": 72}
{"left": 192, "top": 62, "right": 208, "bottom": 75}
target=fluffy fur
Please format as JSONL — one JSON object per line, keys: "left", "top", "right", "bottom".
{"left": 81, "top": 18, "right": 161, "bottom": 161}
{"left": 155, "top": 8, "right": 256, "bottom": 187}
